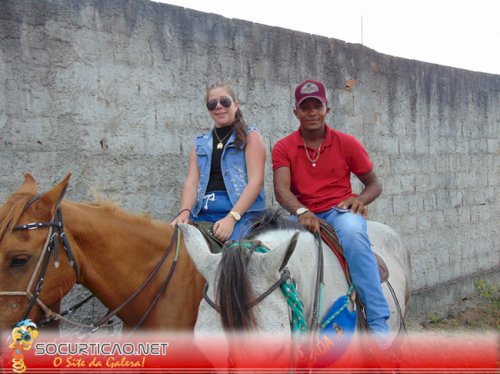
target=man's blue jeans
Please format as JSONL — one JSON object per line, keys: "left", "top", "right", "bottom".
{"left": 192, "top": 191, "right": 260, "bottom": 240}
{"left": 290, "top": 207, "right": 390, "bottom": 335}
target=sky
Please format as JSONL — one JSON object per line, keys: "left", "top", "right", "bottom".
{"left": 156, "top": 0, "right": 500, "bottom": 75}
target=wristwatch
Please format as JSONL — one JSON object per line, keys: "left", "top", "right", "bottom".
{"left": 295, "top": 207, "right": 309, "bottom": 216}
{"left": 228, "top": 211, "right": 241, "bottom": 221}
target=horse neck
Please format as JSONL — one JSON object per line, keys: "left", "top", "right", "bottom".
{"left": 60, "top": 201, "right": 178, "bottom": 306}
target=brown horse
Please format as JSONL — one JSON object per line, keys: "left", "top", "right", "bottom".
{"left": 0, "top": 173, "right": 205, "bottom": 330}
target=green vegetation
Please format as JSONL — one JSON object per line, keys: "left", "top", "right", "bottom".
{"left": 474, "top": 279, "right": 499, "bottom": 329}
{"left": 413, "top": 279, "right": 499, "bottom": 332}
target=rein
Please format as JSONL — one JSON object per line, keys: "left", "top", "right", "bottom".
{"left": 94, "top": 226, "right": 182, "bottom": 333}
{"left": 310, "top": 232, "right": 325, "bottom": 332}
{"left": 202, "top": 270, "right": 291, "bottom": 312}
{"left": 202, "top": 240, "right": 292, "bottom": 313}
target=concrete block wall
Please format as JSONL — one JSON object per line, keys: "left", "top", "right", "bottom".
{"left": 1, "top": 0, "right": 498, "bottom": 319}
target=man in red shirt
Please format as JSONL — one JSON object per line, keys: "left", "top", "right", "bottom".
{"left": 272, "top": 79, "right": 390, "bottom": 340}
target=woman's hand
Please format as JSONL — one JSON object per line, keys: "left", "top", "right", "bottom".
{"left": 170, "top": 209, "right": 191, "bottom": 226}
{"left": 212, "top": 215, "right": 236, "bottom": 242}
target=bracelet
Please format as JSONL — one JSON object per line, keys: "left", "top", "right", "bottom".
{"left": 172, "top": 208, "right": 191, "bottom": 221}
{"left": 228, "top": 210, "right": 241, "bottom": 221}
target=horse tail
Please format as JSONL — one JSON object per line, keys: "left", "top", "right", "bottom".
{"left": 216, "top": 246, "right": 256, "bottom": 330}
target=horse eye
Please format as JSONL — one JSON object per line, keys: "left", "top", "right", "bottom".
{"left": 10, "top": 256, "right": 31, "bottom": 268}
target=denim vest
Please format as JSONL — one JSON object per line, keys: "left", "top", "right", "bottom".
{"left": 192, "top": 127, "right": 266, "bottom": 218}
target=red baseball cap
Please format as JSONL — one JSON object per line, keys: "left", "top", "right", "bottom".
{"left": 294, "top": 79, "right": 328, "bottom": 107}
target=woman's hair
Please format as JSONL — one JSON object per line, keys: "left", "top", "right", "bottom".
{"left": 206, "top": 83, "right": 248, "bottom": 150}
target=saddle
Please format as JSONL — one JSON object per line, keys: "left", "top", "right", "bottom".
{"left": 189, "top": 221, "right": 224, "bottom": 253}
{"left": 319, "top": 219, "right": 389, "bottom": 284}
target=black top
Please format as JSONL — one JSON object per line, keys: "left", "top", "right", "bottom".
{"left": 206, "top": 125, "right": 234, "bottom": 192}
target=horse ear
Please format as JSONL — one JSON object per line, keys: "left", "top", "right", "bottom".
{"left": 178, "top": 223, "right": 220, "bottom": 279}
{"left": 16, "top": 173, "right": 38, "bottom": 194}
{"left": 36, "top": 173, "right": 72, "bottom": 218}
{"left": 265, "top": 231, "right": 300, "bottom": 272}
{"left": 279, "top": 231, "right": 299, "bottom": 271}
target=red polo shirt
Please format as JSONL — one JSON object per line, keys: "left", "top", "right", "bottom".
{"left": 272, "top": 125, "right": 373, "bottom": 213}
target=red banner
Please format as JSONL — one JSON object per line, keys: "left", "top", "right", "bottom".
{"left": 1, "top": 331, "right": 497, "bottom": 373}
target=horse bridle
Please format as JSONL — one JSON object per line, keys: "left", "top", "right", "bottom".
{"left": 1, "top": 194, "right": 183, "bottom": 332}
{"left": 0, "top": 195, "right": 81, "bottom": 326}
{"left": 201, "top": 239, "right": 294, "bottom": 313}
{"left": 203, "top": 270, "right": 292, "bottom": 313}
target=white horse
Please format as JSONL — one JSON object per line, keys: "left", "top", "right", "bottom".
{"left": 179, "top": 210, "right": 410, "bottom": 368}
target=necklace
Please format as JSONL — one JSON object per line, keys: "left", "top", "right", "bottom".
{"left": 213, "top": 128, "right": 233, "bottom": 149}
{"left": 301, "top": 137, "right": 324, "bottom": 167}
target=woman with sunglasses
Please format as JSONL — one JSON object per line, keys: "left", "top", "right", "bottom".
{"left": 171, "top": 83, "right": 266, "bottom": 241}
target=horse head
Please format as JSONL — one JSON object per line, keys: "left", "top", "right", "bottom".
{"left": 2, "top": 173, "right": 207, "bottom": 332}
{"left": 0, "top": 173, "right": 77, "bottom": 329}
{"left": 181, "top": 209, "right": 411, "bottom": 368}
{"left": 180, "top": 222, "right": 303, "bottom": 368}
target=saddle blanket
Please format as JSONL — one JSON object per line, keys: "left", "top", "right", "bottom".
{"left": 311, "top": 295, "right": 357, "bottom": 366}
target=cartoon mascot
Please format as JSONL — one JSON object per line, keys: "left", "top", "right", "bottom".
{"left": 8, "top": 319, "right": 39, "bottom": 374}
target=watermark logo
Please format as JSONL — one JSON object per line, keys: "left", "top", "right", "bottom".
{"left": 8, "top": 319, "right": 39, "bottom": 374}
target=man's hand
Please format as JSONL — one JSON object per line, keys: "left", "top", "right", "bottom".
{"left": 298, "top": 211, "right": 321, "bottom": 233}
{"left": 337, "top": 197, "right": 367, "bottom": 217}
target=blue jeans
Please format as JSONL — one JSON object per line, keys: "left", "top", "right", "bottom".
{"left": 192, "top": 191, "right": 261, "bottom": 240}
{"left": 290, "top": 207, "right": 390, "bottom": 335}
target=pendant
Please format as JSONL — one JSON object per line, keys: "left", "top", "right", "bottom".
{"left": 312, "top": 163, "right": 316, "bottom": 167}
{"left": 217, "top": 142, "right": 223, "bottom": 149}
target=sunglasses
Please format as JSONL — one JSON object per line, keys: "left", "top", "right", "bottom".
{"left": 206, "top": 96, "right": 232, "bottom": 111}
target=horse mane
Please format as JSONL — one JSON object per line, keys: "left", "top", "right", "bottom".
{"left": 0, "top": 193, "right": 34, "bottom": 240}
{"left": 83, "top": 188, "right": 156, "bottom": 223}
{"left": 216, "top": 243, "right": 257, "bottom": 330}
{"left": 246, "top": 208, "right": 304, "bottom": 239}
{"left": 89, "top": 201, "right": 155, "bottom": 223}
